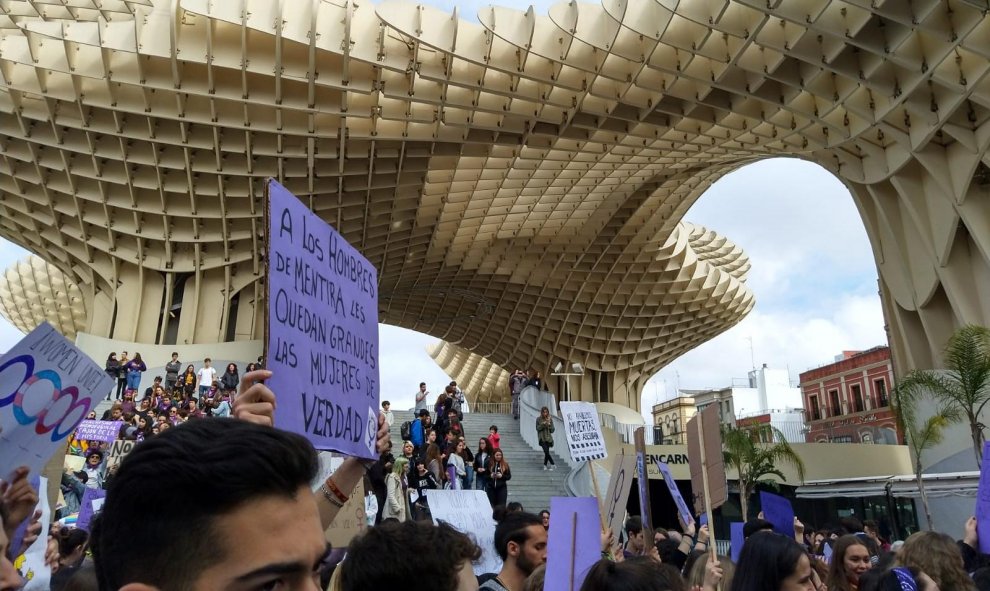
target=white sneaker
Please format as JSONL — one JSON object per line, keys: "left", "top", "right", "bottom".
{"left": 550, "top": 465, "right": 555, "bottom": 471}
{"left": 542, "top": 465, "right": 548, "bottom": 471}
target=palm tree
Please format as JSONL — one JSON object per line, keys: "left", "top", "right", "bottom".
{"left": 891, "top": 386, "right": 959, "bottom": 531}
{"left": 894, "top": 324, "right": 990, "bottom": 466}
{"left": 722, "top": 426, "right": 805, "bottom": 522}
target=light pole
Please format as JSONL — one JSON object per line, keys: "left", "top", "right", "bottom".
{"left": 550, "top": 361, "right": 585, "bottom": 402}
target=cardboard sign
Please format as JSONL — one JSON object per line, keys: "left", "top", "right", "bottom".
{"left": 106, "top": 439, "right": 135, "bottom": 472}
{"left": 633, "top": 427, "right": 654, "bottom": 533}
{"left": 16, "top": 477, "right": 51, "bottom": 591}
{"left": 657, "top": 461, "right": 694, "bottom": 527}
{"left": 0, "top": 323, "right": 116, "bottom": 479}
{"left": 760, "top": 491, "right": 795, "bottom": 536}
{"left": 325, "top": 480, "right": 367, "bottom": 548}
{"left": 603, "top": 451, "right": 637, "bottom": 542}
{"left": 975, "top": 441, "right": 990, "bottom": 554}
{"left": 266, "top": 180, "right": 380, "bottom": 459}
{"left": 545, "top": 497, "right": 601, "bottom": 591}
{"left": 75, "top": 488, "right": 106, "bottom": 532}
{"left": 426, "top": 489, "right": 501, "bottom": 575}
{"left": 74, "top": 420, "right": 122, "bottom": 443}
{"left": 730, "top": 521, "right": 744, "bottom": 563}
{"left": 686, "top": 404, "right": 727, "bottom": 514}
{"left": 559, "top": 402, "right": 607, "bottom": 462}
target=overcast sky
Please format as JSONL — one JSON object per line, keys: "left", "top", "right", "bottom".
{"left": 0, "top": 1, "right": 889, "bottom": 417}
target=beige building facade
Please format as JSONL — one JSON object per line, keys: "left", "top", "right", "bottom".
{"left": 1, "top": 1, "right": 989, "bottom": 410}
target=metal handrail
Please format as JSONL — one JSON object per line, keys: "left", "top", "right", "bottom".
{"left": 470, "top": 402, "right": 512, "bottom": 414}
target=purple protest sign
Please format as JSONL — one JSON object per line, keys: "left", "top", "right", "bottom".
{"left": 75, "top": 420, "right": 123, "bottom": 443}
{"left": 0, "top": 323, "right": 116, "bottom": 480}
{"left": 975, "top": 441, "right": 990, "bottom": 554}
{"left": 730, "top": 521, "right": 744, "bottom": 563}
{"left": 545, "top": 497, "right": 600, "bottom": 591}
{"left": 266, "top": 180, "right": 380, "bottom": 459}
{"left": 76, "top": 488, "right": 107, "bottom": 532}
{"left": 760, "top": 491, "right": 795, "bottom": 537}
{"left": 658, "top": 461, "right": 694, "bottom": 527}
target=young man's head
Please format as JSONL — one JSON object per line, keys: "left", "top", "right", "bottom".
{"left": 625, "top": 516, "right": 645, "bottom": 552}
{"left": 171, "top": 352, "right": 178, "bottom": 360}
{"left": 419, "top": 382, "right": 426, "bottom": 392}
{"left": 203, "top": 357, "right": 212, "bottom": 368}
{"left": 341, "top": 520, "right": 480, "bottom": 591}
{"left": 493, "top": 512, "right": 547, "bottom": 578}
{"left": 382, "top": 401, "right": 390, "bottom": 411}
{"left": 91, "top": 419, "right": 322, "bottom": 591}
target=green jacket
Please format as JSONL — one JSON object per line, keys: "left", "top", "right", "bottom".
{"left": 536, "top": 417, "right": 555, "bottom": 444}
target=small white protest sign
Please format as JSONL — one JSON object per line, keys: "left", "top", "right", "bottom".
{"left": 426, "top": 489, "right": 501, "bottom": 575}
{"left": 559, "top": 401, "right": 608, "bottom": 462}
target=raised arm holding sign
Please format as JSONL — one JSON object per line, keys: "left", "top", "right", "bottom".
{"left": 265, "top": 180, "right": 380, "bottom": 460}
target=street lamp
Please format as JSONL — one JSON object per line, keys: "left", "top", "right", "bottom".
{"left": 551, "top": 361, "right": 585, "bottom": 402}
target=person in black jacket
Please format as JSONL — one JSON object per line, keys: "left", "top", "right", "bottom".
{"left": 487, "top": 449, "right": 512, "bottom": 508}
{"left": 104, "top": 353, "right": 119, "bottom": 401}
{"left": 367, "top": 445, "right": 394, "bottom": 525}
{"left": 220, "top": 363, "right": 239, "bottom": 395}
{"left": 408, "top": 459, "right": 440, "bottom": 520}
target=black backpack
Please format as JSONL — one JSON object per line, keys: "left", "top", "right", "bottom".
{"left": 400, "top": 420, "right": 412, "bottom": 441}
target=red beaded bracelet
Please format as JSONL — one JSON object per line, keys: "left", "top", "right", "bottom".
{"left": 324, "top": 477, "right": 350, "bottom": 505}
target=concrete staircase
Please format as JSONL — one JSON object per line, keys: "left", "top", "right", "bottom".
{"left": 390, "top": 410, "right": 571, "bottom": 514}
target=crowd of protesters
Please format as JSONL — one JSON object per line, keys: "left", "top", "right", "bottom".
{"left": 3, "top": 366, "right": 990, "bottom": 591}
{"left": 375, "top": 382, "right": 519, "bottom": 521}
{"left": 58, "top": 352, "right": 264, "bottom": 526}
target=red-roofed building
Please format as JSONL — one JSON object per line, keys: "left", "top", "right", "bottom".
{"left": 799, "top": 347, "right": 901, "bottom": 445}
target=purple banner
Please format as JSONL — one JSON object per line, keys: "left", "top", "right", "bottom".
{"left": 545, "top": 497, "right": 601, "bottom": 591}
{"left": 0, "top": 323, "right": 116, "bottom": 480}
{"left": 267, "top": 180, "right": 380, "bottom": 459}
{"left": 76, "top": 488, "right": 106, "bottom": 532}
{"left": 976, "top": 441, "right": 990, "bottom": 554}
{"left": 730, "top": 521, "right": 744, "bottom": 563}
{"left": 657, "top": 461, "right": 694, "bottom": 527}
{"left": 760, "top": 491, "right": 794, "bottom": 537}
{"left": 75, "top": 420, "right": 122, "bottom": 443}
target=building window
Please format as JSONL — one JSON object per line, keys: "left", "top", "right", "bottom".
{"left": 875, "top": 379, "right": 889, "bottom": 407}
{"left": 852, "top": 384, "right": 864, "bottom": 413}
{"left": 831, "top": 435, "right": 853, "bottom": 443}
{"left": 810, "top": 395, "right": 821, "bottom": 421}
{"left": 829, "top": 389, "right": 841, "bottom": 417}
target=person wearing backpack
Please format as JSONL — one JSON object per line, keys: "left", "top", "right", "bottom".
{"left": 410, "top": 409, "right": 428, "bottom": 453}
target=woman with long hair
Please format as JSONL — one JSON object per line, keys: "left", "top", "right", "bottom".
{"left": 220, "top": 363, "right": 239, "bottom": 394}
{"left": 383, "top": 457, "right": 409, "bottom": 522}
{"left": 104, "top": 353, "right": 119, "bottom": 401}
{"left": 447, "top": 439, "right": 467, "bottom": 489}
{"left": 474, "top": 437, "right": 492, "bottom": 493}
{"left": 729, "top": 531, "right": 817, "bottom": 591}
{"left": 898, "top": 531, "right": 975, "bottom": 591}
{"left": 125, "top": 352, "right": 147, "bottom": 392}
{"left": 181, "top": 364, "right": 197, "bottom": 398}
{"left": 827, "top": 535, "right": 871, "bottom": 591}
{"left": 425, "top": 443, "right": 444, "bottom": 484}
{"left": 536, "top": 406, "right": 556, "bottom": 470}
{"left": 487, "top": 449, "right": 512, "bottom": 507}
